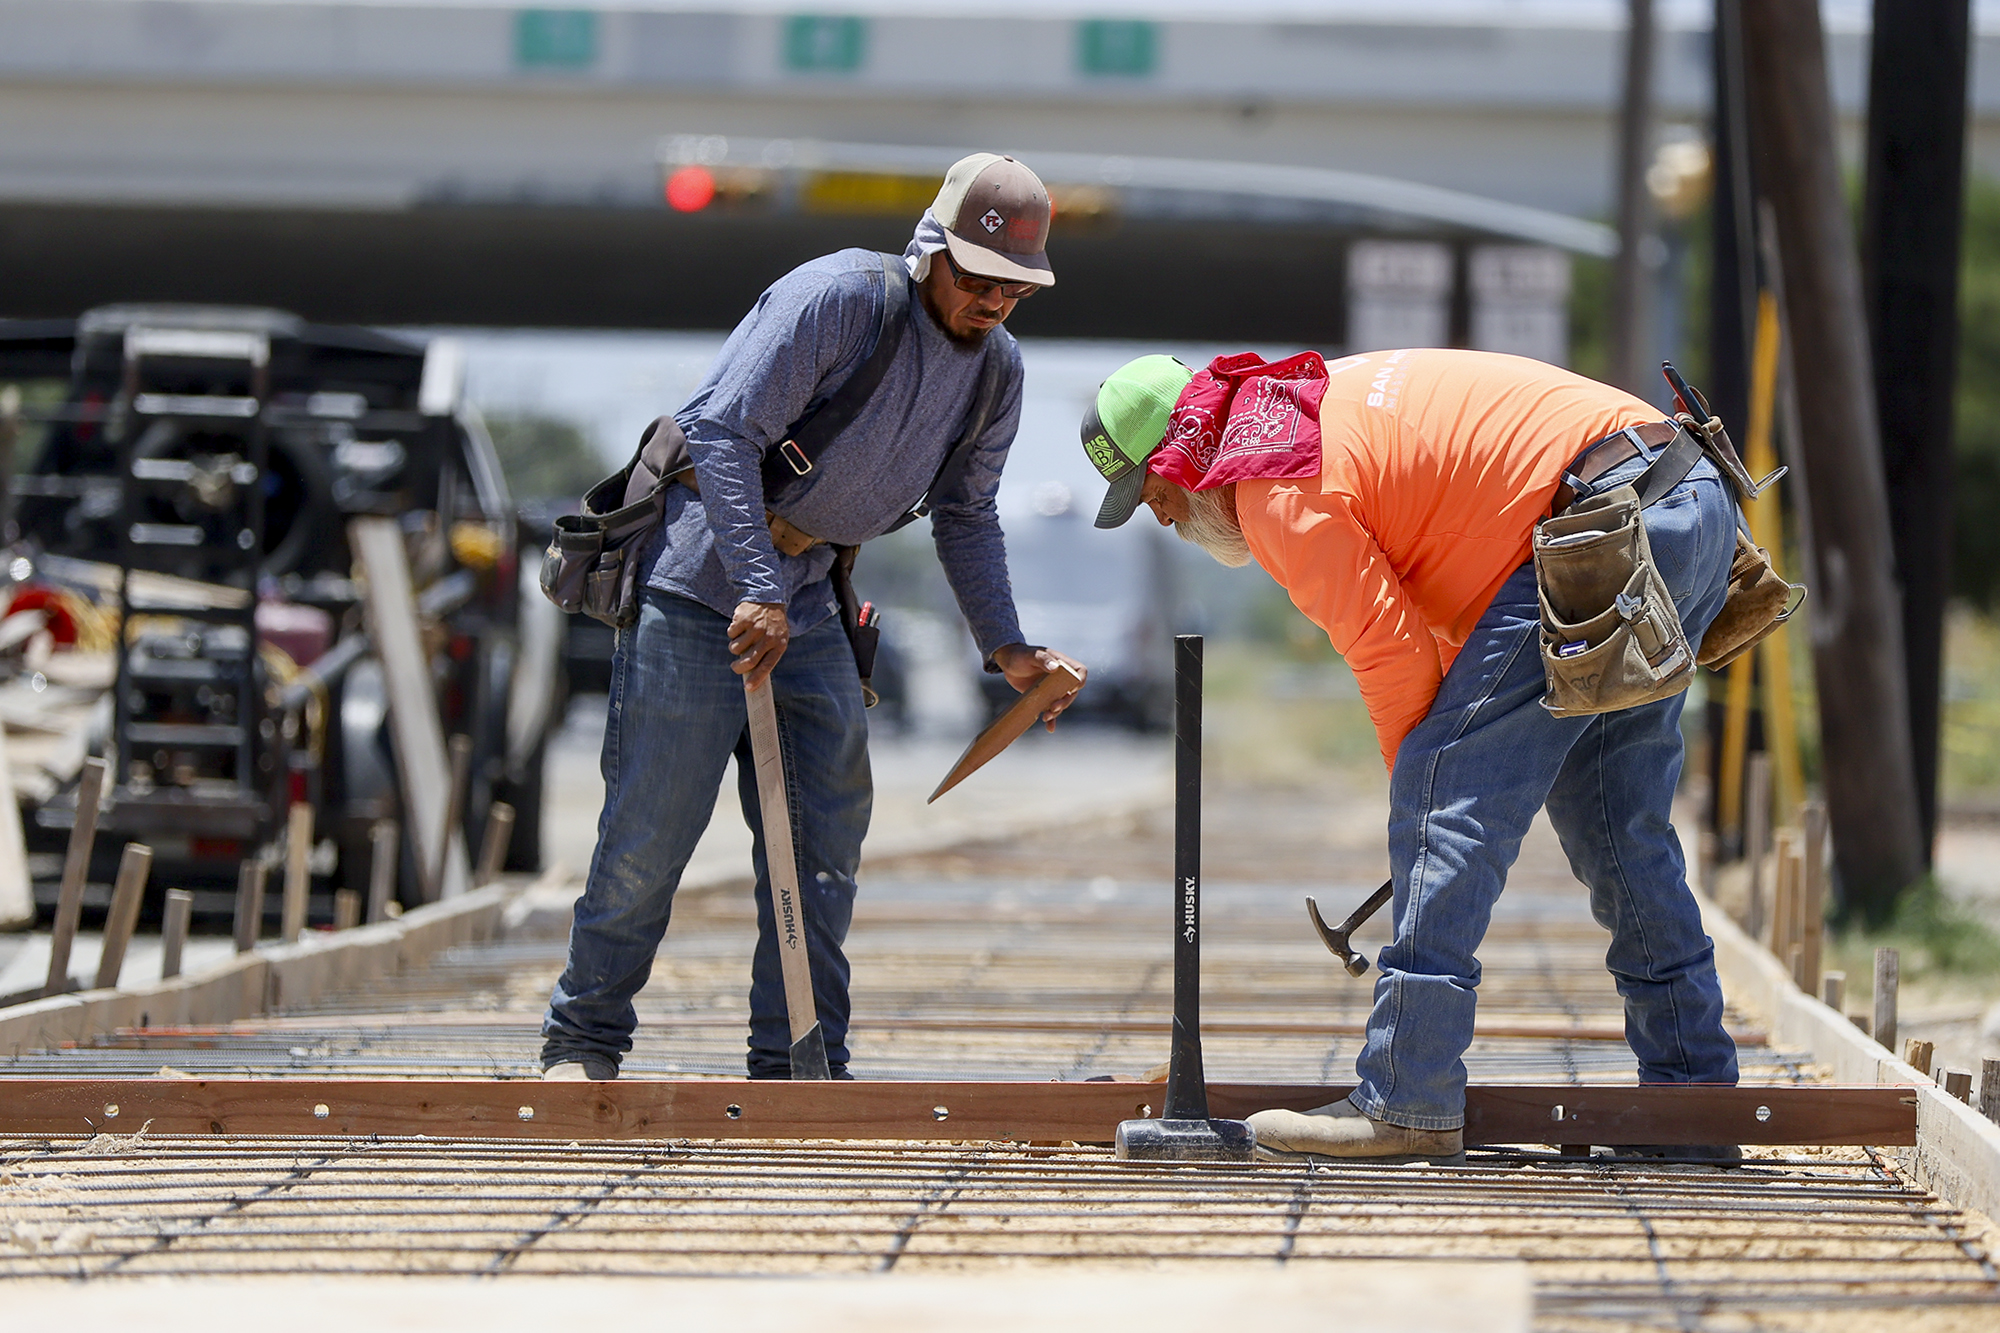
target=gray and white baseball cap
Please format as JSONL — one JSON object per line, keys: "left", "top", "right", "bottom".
{"left": 933, "top": 154, "right": 1056, "bottom": 287}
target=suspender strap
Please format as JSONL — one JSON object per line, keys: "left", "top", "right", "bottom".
{"left": 761, "top": 252, "right": 911, "bottom": 497}
{"left": 883, "top": 340, "right": 1009, "bottom": 535}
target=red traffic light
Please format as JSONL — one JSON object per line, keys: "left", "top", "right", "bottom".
{"left": 665, "top": 165, "right": 717, "bottom": 212}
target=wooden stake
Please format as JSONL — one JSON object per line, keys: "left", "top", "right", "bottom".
{"left": 1943, "top": 1069, "right": 1972, "bottom": 1103}
{"left": 233, "top": 859, "right": 268, "bottom": 954}
{"left": 332, "top": 889, "right": 361, "bottom": 931}
{"left": 350, "top": 516, "right": 467, "bottom": 902}
{"left": 0, "top": 719, "right": 36, "bottom": 930}
{"left": 1904, "top": 1039, "right": 1935, "bottom": 1077}
{"left": 430, "top": 733, "right": 472, "bottom": 903}
{"left": 159, "top": 889, "right": 192, "bottom": 981}
{"left": 1982, "top": 1060, "right": 2000, "bottom": 1123}
{"left": 1745, "top": 754, "right": 1773, "bottom": 940}
{"left": 475, "top": 802, "right": 515, "bottom": 888}
{"left": 281, "top": 802, "right": 314, "bottom": 942}
{"left": 1820, "top": 970, "right": 1844, "bottom": 1010}
{"left": 1851, "top": 1013, "right": 1871, "bottom": 1037}
{"left": 43, "top": 757, "right": 105, "bottom": 996}
{"left": 366, "top": 820, "right": 398, "bottom": 925}
{"left": 928, "top": 662, "right": 1086, "bottom": 803}
{"left": 1784, "top": 831, "right": 1808, "bottom": 987}
{"left": 1873, "top": 946, "right": 1900, "bottom": 1055}
{"left": 1770, "top": 826, "right": 1799, "bottom": 958}
{"left": 1800, "top": 800, "right": 1828, "bottom": 996}
{"left": 92, "top": 843, "right": 153, "bottom": 990}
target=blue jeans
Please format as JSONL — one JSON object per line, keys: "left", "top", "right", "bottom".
{"left": 1352, "top": 451, "right": 1740, "bottom": 1131}
{"left": 541, "top": 589, "right": 870, "bottom": 1077}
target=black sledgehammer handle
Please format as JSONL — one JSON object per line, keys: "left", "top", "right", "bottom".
{"left": 1164, "top": 634, "right": 1210, "bottom": 1124}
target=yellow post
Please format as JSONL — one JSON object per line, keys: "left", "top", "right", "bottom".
{"left": 1743, "top": 290, "right": 1806, "bottom": 820}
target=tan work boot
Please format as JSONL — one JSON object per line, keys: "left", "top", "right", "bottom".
{"left": 1246, "top": 1097, "right": 1463, "bottom": 1163}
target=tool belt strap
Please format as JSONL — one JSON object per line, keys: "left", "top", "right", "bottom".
{"left": 1552, "top": 420, "right": 1702, "bottom": 515}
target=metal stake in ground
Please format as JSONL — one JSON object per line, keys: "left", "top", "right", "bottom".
{"left": 743, "top": 677, "right": 832, "bottom": 1081}
{"left": 1115, "top": 635, "right": 1254, "bottom": 1162}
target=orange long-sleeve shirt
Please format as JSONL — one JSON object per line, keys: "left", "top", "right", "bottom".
{"left": 1236, "top": 349, "right": 1660, "bottom": 771}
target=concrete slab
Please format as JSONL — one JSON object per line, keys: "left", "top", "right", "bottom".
{"left": 0, "top": 1263, "right": 1534, "bottom": 1333}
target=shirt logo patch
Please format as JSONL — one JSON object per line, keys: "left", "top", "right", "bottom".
{"left": 979, "top": 209, "right": 1004, "bottom": 234}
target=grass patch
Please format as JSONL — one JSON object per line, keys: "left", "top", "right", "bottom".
{"left": 1828, "top": 874, "right": 2000, "bottom": 1011}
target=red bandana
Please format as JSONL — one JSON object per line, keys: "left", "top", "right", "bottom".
{"left": 1148, "top": 351, "right": 1329, "bottom": 492}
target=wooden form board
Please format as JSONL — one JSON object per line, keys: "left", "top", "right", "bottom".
{"left": 349, "top": 518, "right": 468, "bottom": 900}
{"left": 0, "top": 1079, "right": 1916, "bottom": 1147}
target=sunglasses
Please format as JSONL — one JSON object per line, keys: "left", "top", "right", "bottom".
{"left": 945, "top": 252, "right": 1041, "bottom": 301}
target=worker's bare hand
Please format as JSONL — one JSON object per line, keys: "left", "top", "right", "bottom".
{"left": 992, "top": 644, "right": 1087, "bottom": 731}
{"left": 729, "top": 601, "right": 790, "bottom": 689}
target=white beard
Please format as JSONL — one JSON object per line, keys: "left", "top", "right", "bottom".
{"left": 1174, "top": 485, "right": 1252, "bottom": 567}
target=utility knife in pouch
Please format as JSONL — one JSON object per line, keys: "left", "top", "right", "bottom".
{"left": 1534, "top": 484, "right": 1695, "bottom": 718}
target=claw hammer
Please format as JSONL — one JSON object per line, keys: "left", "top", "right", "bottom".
{"left": 1306, "top": 878, "right": 1393, "bottom": 978}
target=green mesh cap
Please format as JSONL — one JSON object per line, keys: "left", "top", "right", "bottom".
{"left": 1081, "top": 354, "right": 1194, "bottom": 528}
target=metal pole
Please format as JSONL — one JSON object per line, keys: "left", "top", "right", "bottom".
{"left": 1742, "top": 0, "right": 1925, "bottom": 920}
{"left": 1609, "top": 0, "right": 1657, "bottom": 396}
{"left": 1861, "top": 0, "right": 1971, "bottom": 861}
{"left": 1163, "top": 634, "right": 1208, "bottom": 1123}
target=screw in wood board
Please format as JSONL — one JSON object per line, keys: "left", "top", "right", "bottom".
{"left": 1943, "top": 1069, "right": 1973, "bottom": 1104}
{"left": 1982, "top": 1060, "right": 2000, "bottom": 1123}
{"left": 1820, "top": 971, "right": 1845, "bottom": 1011}
{"left": 159, "top": 889, "right": 193, "bottom": 981}
{"left": 1904, "top": 1039, "right": 1935, "bottom": 1078}
{"left": 1874, "top": 947, "right": 1900, "bottom": 1055}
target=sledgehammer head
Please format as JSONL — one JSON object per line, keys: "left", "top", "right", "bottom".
{"left": 1114, "top": 1117, "right": 1257, "bottom": 1162}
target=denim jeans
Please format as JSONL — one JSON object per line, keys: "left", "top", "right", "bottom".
{"left": 541, "top": 589, "right": 870, "bottom": 1077}
{"left": 1351, "top": 449, "right": 1740, "bottom": 1131}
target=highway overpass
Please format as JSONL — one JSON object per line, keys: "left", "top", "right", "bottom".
{"left": 2, "top": 0, "right": 1996, "bottom": 339}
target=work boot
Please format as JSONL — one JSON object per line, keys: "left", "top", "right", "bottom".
{"left": 541, "top": 1055, "right": 617, "bottom": 1081}
{"left": 1246, "top": 1097, "right": 1463, "bottom": 1163}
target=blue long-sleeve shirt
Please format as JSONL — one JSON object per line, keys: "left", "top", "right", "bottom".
{"left": 643, "top": 248, "right": 1026, "bottom": 658}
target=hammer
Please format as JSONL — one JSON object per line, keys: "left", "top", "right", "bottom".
{"left": 1113, "top": 635, "right": 1254, "bottom": 1163}
{"left": 1305, "top": 878, "right": 1393, "bottom": 978}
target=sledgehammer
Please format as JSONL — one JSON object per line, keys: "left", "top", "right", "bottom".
{"left": 1114, "top": 635, "right": 1255, "bottom": 1163}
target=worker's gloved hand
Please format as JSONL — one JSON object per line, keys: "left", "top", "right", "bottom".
{"left": 991, "top": 644, "right": 1087, "bottom": 730}
{"left": 729, "top": 601, "right": 790, "bottom": 688}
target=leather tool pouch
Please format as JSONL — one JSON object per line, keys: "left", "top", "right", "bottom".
{"left": 1534, "top": 484, "right": 1695, "bottom": 717}
{"left": 540, "top": 417, "right": 691, "bottom": 629}
{"left": 1696, "top": 532, "right": 1803, "bottom": 670}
